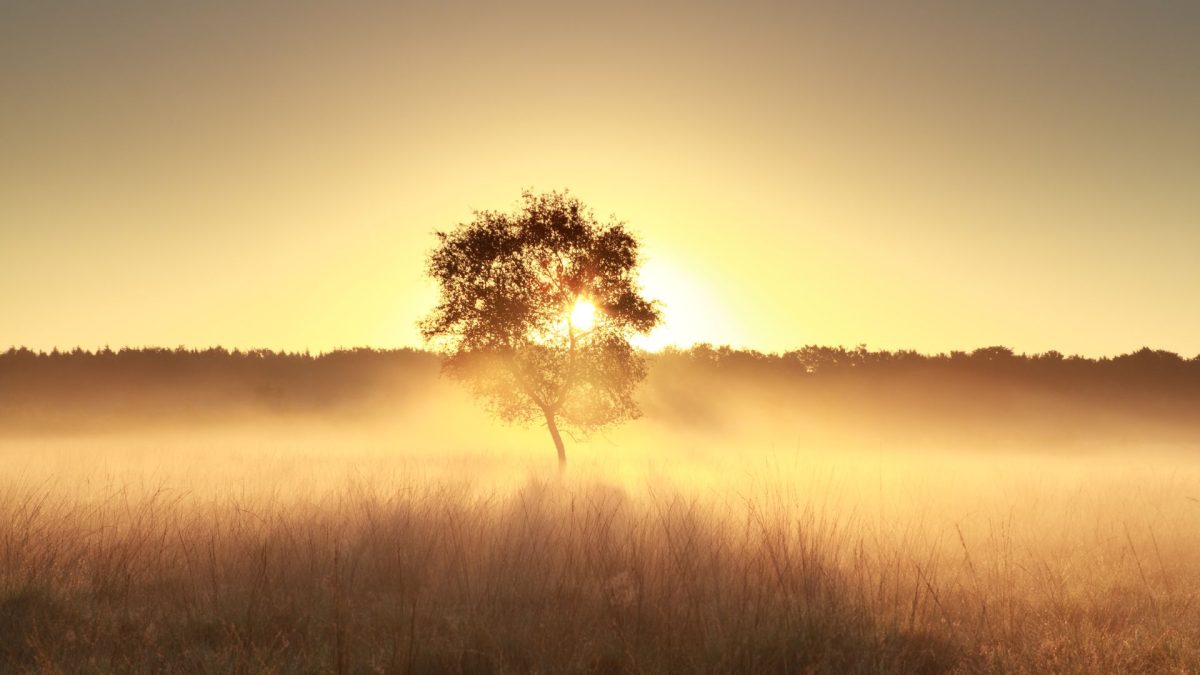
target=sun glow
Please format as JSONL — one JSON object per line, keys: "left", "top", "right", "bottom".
{"left": 570, "top": 298, "right": 596, "bottom": 331}
{"left": 628, "top": 256, "right": 719, "bottom": 352}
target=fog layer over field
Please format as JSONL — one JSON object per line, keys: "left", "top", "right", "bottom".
{"left": 2, "top": 347, "right": 1199, "bottom": 671}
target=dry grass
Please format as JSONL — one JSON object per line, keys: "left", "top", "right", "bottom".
{"left": 2, "top": 435, "right": 1200, "bottom": 673}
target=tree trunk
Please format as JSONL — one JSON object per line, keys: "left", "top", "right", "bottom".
{"left": 544, "top": 409, "right": 567, "bottom": 472}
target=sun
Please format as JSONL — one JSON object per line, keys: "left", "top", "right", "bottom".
{"left": 570, "top": 298, "right": 596, "bottom": 331}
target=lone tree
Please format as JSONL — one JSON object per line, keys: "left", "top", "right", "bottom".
{"left": 421, "top": 190, "right": 661, "bottom": 469}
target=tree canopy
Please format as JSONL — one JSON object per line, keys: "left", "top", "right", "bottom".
{"left": 420, "top": 190, "right": 661, "bottom": 467}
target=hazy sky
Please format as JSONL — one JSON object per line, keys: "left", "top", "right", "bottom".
{"left": 3, "top": 1, "right": 1198, "bottom": 356}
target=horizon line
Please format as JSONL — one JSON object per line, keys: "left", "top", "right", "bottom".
{"left": 3, "top": 343, "right": 1197, "bottom": 362}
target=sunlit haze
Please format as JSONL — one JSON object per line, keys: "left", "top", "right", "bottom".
{"left": 4, "top": 5, "right": 1200, "bottom": 671}
{"left": 3, "top": 1, "right": 1198, "bottom": 356}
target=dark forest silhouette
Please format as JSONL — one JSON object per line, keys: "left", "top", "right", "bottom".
{"left": 2, "top": 344, "right": 1199, "bottom": 448}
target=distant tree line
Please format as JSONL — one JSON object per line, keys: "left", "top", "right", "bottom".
{"left": 7, "top": 344, "right": 1196, "bottom": 378}
{"left": 644, "top": 344, "right": 1200, "bottom": 449}
{"left": 657, "top": 344, "right": 1200, "bottom": 394}
{"left": 0, "top": 347, "right": 438, "bottom": 433}
{"left": 1, "top": 345, "right": 1198, "bottom": 444}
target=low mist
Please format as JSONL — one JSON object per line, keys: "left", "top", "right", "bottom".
{"left": 3, "top": 346, "right": 1200, "bottom": 671}
{"left": 3, "top": 345, "right": 1199, "bottom": 499}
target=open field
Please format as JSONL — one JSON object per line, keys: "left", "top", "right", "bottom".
{"left": 4, "top": 347, "right": 1199, "bottom": 673}
{"left": 3, "top": 424, "right": 1200, "bottom": 674}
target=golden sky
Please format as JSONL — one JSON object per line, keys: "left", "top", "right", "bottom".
{"left": 2, "top": 2, "right": 1198, "bottom": 356}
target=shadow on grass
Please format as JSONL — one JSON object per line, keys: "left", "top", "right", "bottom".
{"left": 0, "top": 480, "right": 964, "bottom": 673}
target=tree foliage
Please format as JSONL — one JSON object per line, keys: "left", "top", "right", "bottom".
{"left": 420, "top": 190, "right": 661, "bottom": 462}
